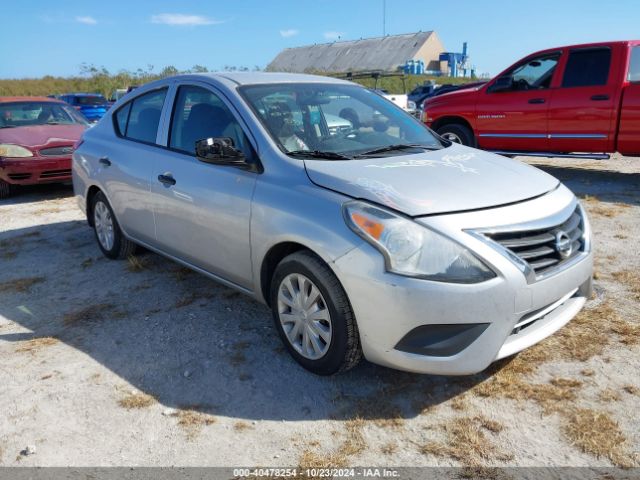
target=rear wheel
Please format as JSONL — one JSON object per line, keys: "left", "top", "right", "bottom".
{"left": 0, "top": 180, "right": 13, "bottom": 199}
{"left": 270, "top": 251, "right": 362, "bottom": 375}
{"left": 436, "top": 123, "right": 475, "bottom": 147}
{"left": 91, "top": 191, "right": 137, "bottom": 259}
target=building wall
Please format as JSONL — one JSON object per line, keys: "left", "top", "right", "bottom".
{"left": 413, "top": 31, "right": 447, "bottom": 73}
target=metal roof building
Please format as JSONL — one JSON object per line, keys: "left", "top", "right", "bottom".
{"left": 266, "top": 31, "right": 446, "bottom": 73}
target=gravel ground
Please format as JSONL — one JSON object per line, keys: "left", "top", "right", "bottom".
{"left": 0, "top": 154, "right": 638, "bottom": 468}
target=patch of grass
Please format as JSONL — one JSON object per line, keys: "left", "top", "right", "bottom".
{"left": 380, "top": 442, "right": 397, "bottom": 455}
{"left": 229, "top": 341, "right": 250, "bottom": 366}
{"left": 450, "top": 395, "right": 468, "bottom": 411}
{"left": 580, "top": 369, "right": 595, "bottom": 377}
{"left": 62, "top": 303, "right": 121, "bottom": 326}
{"left": 623, "top": 385, "right": 638, "bottom": 396}
{"left": 175, "top": 293, "right": 199, "bottom": 308}
{"left": 0, "top": 231, "right": 41, "bottom": 259}
{"left": 598, "top": 389, "right": 621, "bottom": 403}
{"left": 126, "top": 255, "right": 148, "bottom": 272}
{"left": 81, "top": 258, "right": 94, "bottom": 269}
{"left": 15, "top": 336, "right": 58, "bottom": 353}
{"left": 609, "top": 270, "right": 640, "bottom": 301}
{"left": 563, "top": 408, "right": 633, "bottom": 467}
{"left": 0, "top": 276, "right": 45, "bottom": 293}
{"left": 581, "top": 195, "right": 631, "bottom": 218}
{"left": 298, "top": 418, "right": 367, "bottom": 470}
{"left": 420, "top": 417, "right": 512, "bottom": 466}
{"left": 173, "top": 266, "right": 194, "bottom": 282}
{"left": 177, "top": 406, "right": 216, "bottom": 439}
{"left": 118, "top": 392, "right": 155, "bottom": 409}
{"left": 233, "top": 421, "right": 252, "bottom": 432}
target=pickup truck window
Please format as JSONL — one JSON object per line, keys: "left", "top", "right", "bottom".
{"left": 628, "top": 46, "right": 640, "bottom": 83}
{"left": 562, "top": 48, "right": 611, "bottom": 88}
{"left": 510, "top": 54, "right": 559, "bottom": 90}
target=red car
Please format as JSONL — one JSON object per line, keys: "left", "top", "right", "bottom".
{"left": 423, "top": 40, "right": 640, "bottom": 159}
{"left": 0, "top": 96, "right": 88, "bottom": 198}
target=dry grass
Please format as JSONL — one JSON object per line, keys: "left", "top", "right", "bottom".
{"left": 229, "top": 341, "right": 250, "bottom": 366}
{"left": 623, "top": 385, "right": 639, "bottom": 395}
{"left": 298, "top": 418, "right": 367, "bottom": 470}
{"left": 598, "top": 389, "right": 621, "bottom": 402}
{"left": 126, "top": 255, "right": 149, "bottom": 272}
{"left": 15, "top": 336, "right": 58, "bottom": 353}
{"left": 233, "top": 421, "right": 252, "bottom": 432}
{"left": 563, "top": 408, "right": 634, "bottom": 467}
{"left": 450, "top": 395, "right": 468, "bottom": 411}
{"left": 81, "top": 258, "right": 93, "bottom": 269}
{"left": 380, "top": 442, "right": 397, "bottom": 455}
{"left": 63, "top": 303, "right": 121, "bottom": 325}
{"left": 118, "top": 392, "right": 156, "bottom": 409}
{"left": 177, "top": 406, "right": 216, "bottom": 439}
{"left": 580, "top": 369, "right": 595, "bottom": 377}
{"left": 581, "top": 195, "right": 631, "bottom": 218}
{"left": 0, "top": 276, "right": 45, "bottom": 293}
{"left": 173, "top": 266, "right": 195, "bottom": 281}
{"left": 609, "top": 270, "right": 640, "bottom": 301}
{"left": 0, "top": 231, "right": 41, "bottom": 259}
{"left": 420, "top": 417, "right": 512, "bottom": 466}
{"left": 175, "top": 293, "right": 199, "bottom": 308}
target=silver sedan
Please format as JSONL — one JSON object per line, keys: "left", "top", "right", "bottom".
{"left": 72, "top": 73, "right": 593, "bottom": 375}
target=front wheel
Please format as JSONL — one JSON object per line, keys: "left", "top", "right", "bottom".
{"left": 270, "top": 251, "right": 362, "bottom": 375}
{"left": 91, "top": 191, "right": 137, "bottom": 259}
{"left": 436, "top": 123, "right": 475, "bottom": 147}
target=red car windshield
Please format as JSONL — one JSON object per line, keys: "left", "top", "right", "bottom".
{"left": 0, "top": 102, "right": 90, "bottom": 128}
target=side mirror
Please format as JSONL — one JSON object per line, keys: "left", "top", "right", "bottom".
{"left": 488, "top": 76, "right": 513, "bottom": 93}
{"left": 195, "top": 137, "right": 246, "bottom": 166}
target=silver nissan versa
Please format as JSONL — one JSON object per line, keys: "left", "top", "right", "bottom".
{"left": 72, "top": 73, "right": 593, "bottom": 375}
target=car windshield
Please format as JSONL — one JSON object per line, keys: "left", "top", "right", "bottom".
{"left": 75, "top": 95, "right": 107, "bottom": 106}
{"left": 0, "top": 102, "right": 90, "bottom": 128}
{"left": 240, "top": 83, "right": 443, "bottom": 158}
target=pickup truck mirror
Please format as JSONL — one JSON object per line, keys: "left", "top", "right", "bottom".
{"left": 488, "top": 76, "right": 513, "bottom": 93}
{"left": 195, "top": 137, "right": 247, "bottom": 166}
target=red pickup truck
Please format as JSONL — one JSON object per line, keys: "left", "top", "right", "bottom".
{"left": 423, "top": 41, "right": 640, "bottom": 159}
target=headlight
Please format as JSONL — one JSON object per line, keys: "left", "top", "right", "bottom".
{"left": 0, "top": 144, "right": 33, "bottom": 158}
{"left": 343, "top": 201, "right": 495, "bottom": 283}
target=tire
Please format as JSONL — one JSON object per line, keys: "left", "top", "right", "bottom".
{"left": 0, "top": 180, "right": 13, "bottom": 199}
{"left": 436, "top": 123, "right": 475, "bottom": 147}
{"left": 270, "top": 251, "right": 362, "bottom": 375}
{"left": 90, "top": 191, "right": 137, "bottom": 260}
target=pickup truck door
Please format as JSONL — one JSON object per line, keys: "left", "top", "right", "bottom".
{"left": 476, "top": 52, "right": 560, "bottom": 152}
{"left": 548, "top": 46, "right": 620, "bottom": 153}
{"left": 150, "top": 83, "right": 258, "bottom": 290}
{"left": 617, "top": 45, "right": 640, "bottom": 155}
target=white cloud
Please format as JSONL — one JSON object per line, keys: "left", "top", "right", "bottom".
{"left": 75, "top": 16, "right": 97, "bottom": 25}
{"left": 323, "top": 31, "right": 344, "bottom": 41}
{"left": 150, "top": 13, "right": 222, "bottom": 26}
{"left": 279, "top": 29, "right": 299, "bottom": 38}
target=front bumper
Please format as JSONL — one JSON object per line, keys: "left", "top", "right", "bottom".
{"left": 332, "top": 185, "right": 593, "bottom": 375}
{"left": 0, "top": 156, "right": 72, "bottom": 185}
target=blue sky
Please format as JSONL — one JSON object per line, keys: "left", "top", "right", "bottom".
{"left": 3, "top": 0, "right": 640, "bottom": 79}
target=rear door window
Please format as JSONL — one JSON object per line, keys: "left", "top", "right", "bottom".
{"left": 628, "top": 46, "right": 640, "bottom": 83}
{"left": 116, "top": 88, "right": 167, "bottom": 144}
{"left": 562, "top": 48, "right": 611, "bottom": 87}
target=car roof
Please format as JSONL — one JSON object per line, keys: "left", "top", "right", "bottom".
{"left": 62, "top": 93, "right": 104, "bottom": 97}
{"left": 181, "top": 71, "right": 352, "bottom": 86}
{"left": 528, "top": 40, "right": 640, "bottom": 57}
{"left": 0, "top": 96, "right": 65, "bottom": 104}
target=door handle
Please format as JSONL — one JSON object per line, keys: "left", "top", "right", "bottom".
{"left": 590, "top": 94, "right": 610, "bottom": 101}
{"left": 98, "top": 156, "right": 111, "bottom": 167}
{"left": 157, "top": 173, "right": 176, "bottom": 186}
{"left": 528, "top": 98, "right": 546, "bottom": 104}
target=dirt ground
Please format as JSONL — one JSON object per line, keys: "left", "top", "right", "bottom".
{"left": 0, "top": 154, "right": 638, "bottom": 468}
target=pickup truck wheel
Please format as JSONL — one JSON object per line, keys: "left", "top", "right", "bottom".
{"left": 436, "top": 123, "right": 475, "bottom": 147}
{"left": 91, "top": 191, "right": 137, "bottom": 260}
{"left": 270, "top": 251, "right": 362, "bottom": 376}
{"left": 0, "top": 180, "right": 13, "bottom": 199}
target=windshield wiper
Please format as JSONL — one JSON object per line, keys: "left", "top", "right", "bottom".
{"left": 353, "top": 143, "right": 440, "bottom": 158}
{"left": 287, "top": 150, "right": 352, "bottom": 160}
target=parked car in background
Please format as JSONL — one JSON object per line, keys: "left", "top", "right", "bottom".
{"left": 0, "top": 96, "right": 89, "bottom": 198}
{"left": 59, "top": 93, "right": 109, "bottom": 123}
{"left": 73, "top": 73, "right": 592, "bottom": 376}
{"left": 423, "top": 40, "right": 640, "bottom": 159}
{"left": 108, "top": 89, "right": 128, "bottom": 107}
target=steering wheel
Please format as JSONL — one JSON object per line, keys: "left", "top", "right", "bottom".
{"left": 514, "top": 78, "right": 530, "bottom": 91}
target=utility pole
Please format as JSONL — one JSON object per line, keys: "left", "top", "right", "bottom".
{"left": 383, "top": 0, "right": 386, "bottom": 36}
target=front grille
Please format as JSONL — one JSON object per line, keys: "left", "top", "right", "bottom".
{"left": 486, "top": 207, "right": 584, "bottom": 277}
{"left": 40, "top": 169, "right": 71, "bottom": 178}
{"left": 8, "top": 173, "right": 31, "bottom": 180}
{"left": 328, "top": 125, "right": 352, "bottom": 135}
{"left": 39, "top": 145, "right": 74, "bottom": 157}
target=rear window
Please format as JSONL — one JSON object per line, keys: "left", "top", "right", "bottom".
{"left": 75, "top": 95, "right": 107, "bottom": 106}
{"left": 114, "top": 88, "right": 167, "bottom": 144}
{"left": 562, "top": 48, "right": 611, "bottom": 87}
{"left": 628, "top": 46, "right": 640, "bottom": 83}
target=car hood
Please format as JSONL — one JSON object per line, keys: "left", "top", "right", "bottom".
{"left": 0, "top": 124, "right": 85, "bottom": 148}
{"left": 303, "top": 144, "right": 559, "bottom": 216}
